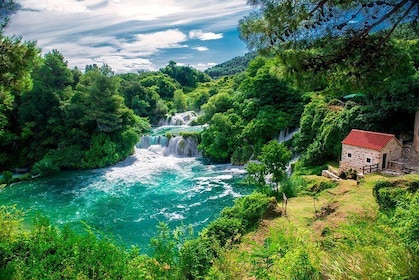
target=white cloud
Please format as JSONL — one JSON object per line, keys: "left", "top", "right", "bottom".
{"left": 6, "top": 0, "right": 252, "bottom": 72}
{"left": 18, "top": 0, "right": 88, "bottom": 14}
{"left": 118, "top": 29, "right": 189, "bottom": 59}
{"left": 93, "top": 56, "right": 155, "bottom": 72}
{"left": 192, "top": 46, "right": 209, "bottom": 51}
{"left": 189, "top": 30, "right": 223, "bottom": 41}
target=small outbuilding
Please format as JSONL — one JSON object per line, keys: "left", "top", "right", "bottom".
{"left": 339, "top": 129, "right": 403, "bottom": 174}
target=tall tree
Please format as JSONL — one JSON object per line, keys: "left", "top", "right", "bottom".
{"left": 0, "top": 36, "right": 38, "bottom": 168}
{"left": 240, "top": 1, "right": 419, "bottom": 76}
{"left": 19, "top": 50, "right": 73, "bottom": 162}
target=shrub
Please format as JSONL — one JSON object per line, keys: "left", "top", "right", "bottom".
{"left": 1, "top": 171, "right": 13, "bottom": 184}
{"left": 178, "top": 237, "right": 215, "bottom": 280}
{"left": 32, "top": 157, "right": 60, "bottom": 177}
{"left": 373, "top": 180, "right": 408, "bottom": 212}
{"left": 221, "top": 192, "right": 271, "bottom": 229}
{"left": 0, "top": 205, "right": 22, "bottom": 243}
{"left": 82, "top": 134, "right": 119, "bottom": 168}
{"left": 203, "top": 217, "right": 243, "bottom": 247}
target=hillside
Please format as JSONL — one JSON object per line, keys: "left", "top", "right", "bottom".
{"left": 207, "top": 174, "right": 419, "bottom": 279}
{"left": 204, "top": 51, "right": 257, "bottom": 78}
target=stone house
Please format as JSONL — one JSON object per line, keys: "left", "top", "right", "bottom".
{"left": 339, "top": 129, "right": 403, "bottom": 174}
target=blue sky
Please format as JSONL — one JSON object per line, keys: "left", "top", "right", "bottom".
{"left": 5, "top": 0, "right": 253, "bottom": 73}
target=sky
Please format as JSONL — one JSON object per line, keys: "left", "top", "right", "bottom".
{"left": 4, "top": 0, "right": 254, "bottom": 73}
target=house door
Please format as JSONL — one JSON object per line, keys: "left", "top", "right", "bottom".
{"left": 382, "top": 153, "right": 387, "bottom": 169}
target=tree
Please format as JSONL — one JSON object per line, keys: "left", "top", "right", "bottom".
{"left": 259, "top": 141, "right": 292, "bottom": 185}
{"left": 199, "top": 112, "right": 244, "bottom": 162}
{"left": 18, "top": 50, "right": 73, "bottom": 162}
{"left": 240, "top": 0, "right": 419, "bottom": 82}
{"left": 0, "top": 0, "right": 17, "bottom": 33}
{"left": 241, "top": 0, "right": 418, "bottom": 55}
{"left": 76, "top": 68, "right": 126, "bottom": 133}
{"left": 0, "top": 36, "right": 38, "bottom": 167}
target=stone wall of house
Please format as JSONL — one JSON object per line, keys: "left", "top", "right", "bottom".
{"left": 339, "top": 138, "right": 402, "bottom": 173}
{"left": 340, "top": 145, "right": 380, "bottom": 173}
{"left": 381, "top": 138, "right": 403, "bottom": 166}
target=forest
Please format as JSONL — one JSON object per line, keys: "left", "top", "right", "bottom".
{"left": 1, "top": 0, "right": 419, "bottom": 279}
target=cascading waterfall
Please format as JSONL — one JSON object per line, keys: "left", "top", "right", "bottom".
{"left": 163, "top": 136, "right": 201, "bottom": 157}
{"left": 138, "top": 135, "right": 201, "bottom": 157}
{"left": 137, "top": 135, "right": 168, "bottom": 149}
{"left": 140, "top": 111, "right": 202, "bottom": 157}
{"left": 278, "top": 127, "right": 299, "bottom": 143}
{"left": 158, "top": 111, "right": 198, "bottom": 126}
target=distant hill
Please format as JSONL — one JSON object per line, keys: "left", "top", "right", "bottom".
{"left": 205, "top": 51, "right": 257, "bottom": 79}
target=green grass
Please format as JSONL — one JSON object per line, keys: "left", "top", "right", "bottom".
{"left": 209, "top": 174, "right": 419, "bottom": 279}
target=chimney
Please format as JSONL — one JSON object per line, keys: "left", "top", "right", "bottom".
{"left": 415, "top": 110, "right": 419, "bottom": 153}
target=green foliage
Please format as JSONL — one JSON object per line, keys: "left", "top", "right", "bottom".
{"left": 220, "top": 192, "right": 272, "bottom": 230}
{"left": 393, "top": 192, "right": 419, "bottom": 254}
{"left": 259, "top": 141, "right": 291, "bottom": 184}
{"left": 178, "top": 237, "right": 215, "bottom": 280}
{"left": 323, "top": 217, "right": 418, "bottom": 279}
{"left": 0, "top": 216, "right": 131, "bottom": 279}
{"left": 173, "top": 89, "right": 188, "bottom": 112}
{"left": 0, "top": 35, "right": 39, "bottom": 169}
{"left": 250, "top": 227, "right": 321, "bottom": 280}
{"left": 149, "top": 223, "right": 177, "bottom": 279}
{"left": 372, "top": 178, "right": 419, "bottom": 254}
{"left": 199, "top": 112, "right": 244, "bottom": 162}
{"left": 82, "top": 134, "right": 119, "bottom": 169}
{"left": 297, "top": 99, "right": 364, "bottom": 166}
{"left": 0, "top": 205, "right": 22, "bottom": 243}
{"left": 1, "top": 171, "right": 13, "bottom": 184}
{"left": 32, "top": 157, "right": 60, "bottom": 177}
{"left": 0, "top": 0, "right": 17, "bottom": 32}
{"left": 161, "top": 61, "right": 211, "bottom": 89}
{"left": 199, "top": 57, "right": 304, "bottom": 164}
{"left": 204, "top": 51, "right": 257, "bottom": 79}
{"left": 203, "top": 217, "right": 244, "bottom": 248}
{"left": 239, "top": 0, "right": 418, "bottom": 90}
{"left": 245, "top": 161, "right": 267, "bottom": 186}
{"left": 372, "top": 180, "right": 412, "bottom": 212}
{"left": 231, "top": 145, "right": 254, "bottom": 165}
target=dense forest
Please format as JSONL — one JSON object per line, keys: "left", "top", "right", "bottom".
{"left": 204, "top": 51, "right": 257, "bottom": 78}
{"left": 1, "top": 0, "right": 419, "bottom": 279}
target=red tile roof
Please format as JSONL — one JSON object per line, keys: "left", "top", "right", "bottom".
{"left": 342, "top": 129, "right": 398, "bottom": 151}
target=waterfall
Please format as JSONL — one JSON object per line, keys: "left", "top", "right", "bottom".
{"left": 158, "top": 111, "right": 198, "bottom": 126}
{"left": 137, "top": 135, "right": 168, "bottom": 149}
{"left": 138, "top": 135, "right": 201, "bottom": 157}
{"left": 163, "top": 136, "right": 201, "bottom": 157}
{"left": 278, "top": 127, "right": 299, "bottom": 143}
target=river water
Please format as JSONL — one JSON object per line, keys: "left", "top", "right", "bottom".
{"left": 0, "top": 144, "right": 252, "bottom": 253}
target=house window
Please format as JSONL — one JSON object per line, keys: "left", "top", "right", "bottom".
{"left": 347, "top": 153, "right": 352, "bottom": 158}
{"left": 366, "top": 158, "right": 371, "bottom": 163}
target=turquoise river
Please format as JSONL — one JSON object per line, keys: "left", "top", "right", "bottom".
{"left": 0, "top": 143, "right": 253, "bottom": 253}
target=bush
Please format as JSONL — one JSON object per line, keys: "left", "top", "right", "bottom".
{"left": 221, "top": 192, "right": 271, "bottom": 229}
{"left": 373, "top": 180, "right": 408, "bottom": 212}
{"left": 31, "top": 157, "right": 60, "bottom": 177}
{"left": 1, "top": 171, "right": 13, "bottom": 184}
{"left": 203, "top": 217, "right": 243, "bottom": 248}
{"left": 178, "top": 237, "right": 215, "bottom": 280}
{"left": 82, "top": 134, "right": 119, "bottom": 169}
